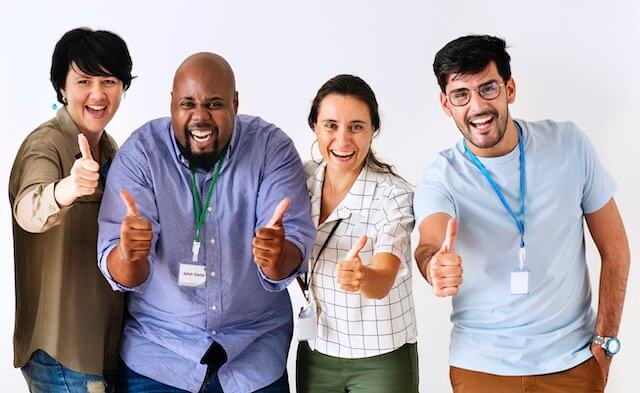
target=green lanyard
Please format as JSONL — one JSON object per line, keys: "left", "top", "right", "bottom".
{"left": 190, "top": 156, "right": 224, "bottom": 262}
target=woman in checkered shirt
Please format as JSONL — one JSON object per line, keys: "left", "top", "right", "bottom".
{"left": 296, "top": 74, "right": 419, "bottom": 393}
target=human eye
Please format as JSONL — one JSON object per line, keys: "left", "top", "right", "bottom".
{"left": 323, "top": 121, "right": 337, "bottom": 131}
{"left": 180, "top": 101, "right": 195, "bottom": 109}
{"left": 103, "top": 78, "right": 119, "bottom": 86}
{"left": 350, "top": 123, "right": 364, "bottom": 133}
{"left": 450, "top": 89, "right": 469, "bottom": 102}
{"left": 479, "top": 81, "right": 499, "bottom": 96}
{"left": 207, "top": 100, "right": 223, "bottom": 109}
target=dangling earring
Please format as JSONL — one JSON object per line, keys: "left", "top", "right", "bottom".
{"left": 311, "top": 140, "right": 323, "bottom": 164}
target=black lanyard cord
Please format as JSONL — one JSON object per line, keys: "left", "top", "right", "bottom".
{"left": 297, "top": 218, "right": 343, "bottom": 295}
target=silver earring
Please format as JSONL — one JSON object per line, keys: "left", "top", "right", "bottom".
{"left": 62, "top": 97, "right": 68, "bottom": 105}
{"left": 311, "top": 140, "right": 323, "bottom": 164}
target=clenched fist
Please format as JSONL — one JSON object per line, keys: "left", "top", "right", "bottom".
{"left": 337, "top": 235, "right": 368, "bottom": 292}
{"left": 429, "top": 218, "right": 463, "bottom": 297}
{"left": 253, "top": 198, "right": 290, "bottom": 272}
{"left": 118, "top": 189, "right": 153, "bottom": 262}
{"left": 54, "top": 134, "right": 100, "bottom": 207}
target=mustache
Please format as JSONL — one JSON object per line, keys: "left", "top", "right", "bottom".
{"left": 466, "top": 110, "right": 497, "bottom": 124}
{"left": 187, "top": 121, "right": 216, "bottom": 130}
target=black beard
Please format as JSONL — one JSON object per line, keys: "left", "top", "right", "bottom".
{"left": 176, "top": 129, "right": 221, "bottom": 172}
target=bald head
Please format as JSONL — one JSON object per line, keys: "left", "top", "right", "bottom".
{"left": 173, "top": 52, "right": 236, "bottom": 93}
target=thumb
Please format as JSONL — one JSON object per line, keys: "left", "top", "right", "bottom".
{"left": 78, "top": 133, "right": 93, "bottom": 160}
{"left": 267, "top": 198, "right": 290, "bottom": 227}
{"left": 345, "top": 235, "right": 367, "bottom": 260}
{"left": 119, "top": 189, "right": 140, "bottom": 217}
{"left": 440, "top": 218, "right": 457, "bottom": 253}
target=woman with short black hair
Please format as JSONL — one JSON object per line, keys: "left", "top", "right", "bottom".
{"left": 9, "top": 27, "right": 133, "bottom": 392}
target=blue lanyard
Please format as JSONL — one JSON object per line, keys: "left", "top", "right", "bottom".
{"left": 463, "top": 124, "right": 526, "bottom": 249}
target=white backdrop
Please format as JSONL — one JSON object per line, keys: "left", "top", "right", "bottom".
{"left": 1, "top": 1, "right": 638, "bottom": 392}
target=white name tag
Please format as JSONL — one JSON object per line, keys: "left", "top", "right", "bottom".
{"left": 297, "top": 302, "right": 317, "bottom": 341}
{"left": 178, "top": 263, "right": 206, "bottom": 287}
{"left": 510, "top": 271, "right": 529, "bottom": 294}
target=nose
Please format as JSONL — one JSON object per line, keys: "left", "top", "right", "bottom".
{"left": 335, "top": 126, "right": 351, "bottom": 145}
{"left": 191, "top": 105, "right": 212, "bottom": 122}
{"left": 89, "top": 82, "right": 107, "bottom": 100}
{"left": 467, "top": 89, "right": 492, "bottom": 114}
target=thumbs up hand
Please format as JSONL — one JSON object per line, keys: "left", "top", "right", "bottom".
{"left": 253, "top": 198, "right": 290, "bottom": 272}
{"left": 429, "top": 218, "right": 463, "bottom": 297}
{"left": 54, "top": 134, "right": 101, "bottom": 207}
{"left": 337, "top": 235, "right": 368, "bottom": 292}
{"left": 118, "top": 189, "right": 153, "bottom": 263}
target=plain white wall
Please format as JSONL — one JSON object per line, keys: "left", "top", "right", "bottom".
{"left": 1, "top": 1, "right": 637, "bottom": 391}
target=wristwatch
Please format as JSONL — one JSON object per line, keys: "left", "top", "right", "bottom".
{"left": 592, "top": 335, "right": 621, "bottom": 356}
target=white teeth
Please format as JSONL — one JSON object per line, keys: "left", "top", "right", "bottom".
{"left": 87, "top": 105, "right": 106, "bottom": 110}
{"left": 331, "top": 150, "right": 355, "bottom": 158}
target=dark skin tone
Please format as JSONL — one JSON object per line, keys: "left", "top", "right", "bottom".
{"left": 108, "top": 53, "right": 302, "bottom": 286}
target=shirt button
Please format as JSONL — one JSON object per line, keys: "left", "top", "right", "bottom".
{"left": 210, "top": 238, "right": 215, "bottom": 245}
{"left": 210, "top": 271, "right": 216, "bottom": 278}
{"left": 207, "top": 206, "right": 213, "bottom": 212}
{"left": 211, "top": 330, "right": 217, "bottom": 336}
{"left": 211, "top": 305, "right": 217, "bottom": 311}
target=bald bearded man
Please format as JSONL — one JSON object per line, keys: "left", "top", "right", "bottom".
{"left": 97, "top": 53, "right": 315, "bottom": 393}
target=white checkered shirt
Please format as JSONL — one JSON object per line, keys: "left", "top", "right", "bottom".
{"left": 303, "top": 161, "right": 417, "bottom": 358}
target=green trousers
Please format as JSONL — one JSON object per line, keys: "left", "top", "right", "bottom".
{"left": 296, "top": 342, "right": 419, "bottom": 393}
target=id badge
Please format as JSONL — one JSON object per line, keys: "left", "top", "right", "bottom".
{"left": 178, "top": 263, "right": 206, "bottom": 287}
{"left": 297, "top": 301, "right": 317, "bottom": 342}
{"left": 510, "top": 269, "right": 529, "bottom": 295}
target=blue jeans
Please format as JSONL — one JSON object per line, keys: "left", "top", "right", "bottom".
{"left": 118, "top": 361, "right": 289, "bottom": 392}
{"left": 21, "top": 350, "right": 113, "bottom": 393}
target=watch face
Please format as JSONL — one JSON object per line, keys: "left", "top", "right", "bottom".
{"left": 606, "top": 338, "right": 621, "bottom": 355}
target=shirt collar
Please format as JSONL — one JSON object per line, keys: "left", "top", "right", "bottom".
{"left": 308, "top": 162, "right": 377, "bottom": 228}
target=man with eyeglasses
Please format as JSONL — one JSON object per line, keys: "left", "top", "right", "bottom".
{"left": 413, "top": 35, "right": 629, "bottom": 392}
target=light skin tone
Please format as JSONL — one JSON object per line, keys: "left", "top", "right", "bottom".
{"left": 54, "top": 63, "right": 123, "bottom": 207}
{"left": 313, "top": 94, "right": 399, "bottom": 299}
{"left": 107, "top": 53, "right": 301, "bottom": 286}
{"left": 416, "top": 61, "right": 630, "bottom": 382}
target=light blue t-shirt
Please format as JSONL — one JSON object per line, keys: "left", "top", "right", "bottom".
{"left": 414, "top": 119, "right": 616, "bottom": 375}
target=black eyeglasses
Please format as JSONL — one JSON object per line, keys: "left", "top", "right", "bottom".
{"left": 447, "top": 80, "right": 504, "bottom": 107}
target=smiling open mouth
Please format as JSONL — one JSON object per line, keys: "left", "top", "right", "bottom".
{"left": 86, "top": 105, "right": 106, "bottom": 115}
{"left": 331, "top": 150, "right": 356, "bottom": 160}
{"left": 189, "top": 130, "right": 214, "bottom": 143}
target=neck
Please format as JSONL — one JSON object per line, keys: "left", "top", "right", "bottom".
{"left": 82, "top": 131, "right": 103, "bottom": 149}
{"left": 468, "top": 118, "right": 519, "bottom": 158}
{"left": 323, "top": 166, "right": 361, "bottom": 198}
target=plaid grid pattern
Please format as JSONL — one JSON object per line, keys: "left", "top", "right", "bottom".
{"left": 303, "top": 161, "right": 417, "bottom": 358}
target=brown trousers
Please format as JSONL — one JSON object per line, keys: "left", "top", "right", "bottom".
{"left": 450, "top": 357, "right": 606, "bottom": 393}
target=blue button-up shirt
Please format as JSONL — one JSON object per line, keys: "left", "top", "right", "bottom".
{"left": 97, "top": 114, "right": 315, "bottom": 393}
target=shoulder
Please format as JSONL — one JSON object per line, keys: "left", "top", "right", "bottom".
{"left": 236, "top": 114, "right": 290, "bottom": 142}
{"left": 118, "top": 117, "right": 172, "bottom": 155}
{"left": 303, "top": 160, "right": 321, "bottom": 179}
{"left": 368, "top": 167, "right": 414, "bottom": 202}
{"left": 517, "top": 118, "right": 586, "bottom": 143}
{"left": 16, "top": 117, "right": 68, "bottom": 158}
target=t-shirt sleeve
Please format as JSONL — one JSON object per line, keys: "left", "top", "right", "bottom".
{"left": 576, "top": 126, "right": 617, "bottom": 214}
{"left": 413, "top": 164, "right": 456, "bottom": 226}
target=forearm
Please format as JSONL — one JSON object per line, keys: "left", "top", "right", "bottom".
{"left": 595, "top": 253, "right": 630, "bottom": 336}
{"left": 261, "top": 240, "right": 302, "bottom": 281}
{"left": 14, "top": 182, "right": 68, "bottom": 233}
{"left": 106, "top": 243, "right": 150, "bottom": 288}
{"left": 414, "top": 243, "right": 439, "bottom": 285}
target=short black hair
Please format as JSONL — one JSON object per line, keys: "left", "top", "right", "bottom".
{"left": 50, "top": 27, "right": 134, "bottom": 104}
{"left": 433, "top": 35, "right": 511, "bottom": 92}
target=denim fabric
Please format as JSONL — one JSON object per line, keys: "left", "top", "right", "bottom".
{"left": 21, "top": 350, "right": 112, "bottom": 393}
